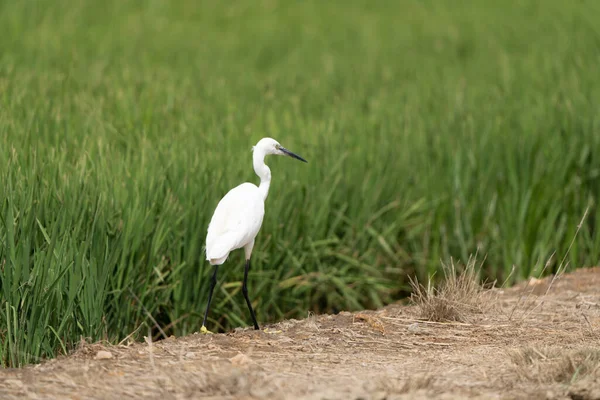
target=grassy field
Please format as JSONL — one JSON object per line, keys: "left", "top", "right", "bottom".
{"left": 1, "top": 0, "right": 599, "bottom": 367}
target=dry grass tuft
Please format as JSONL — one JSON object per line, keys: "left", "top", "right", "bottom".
{"left": 409, "top": 255, "right": 493, "bottom": 322}
{"left": 510, "top": 346, "right": 600, "bottom": 384}
{"left": 304, "top": 311, "right": 320, "bottom": 331}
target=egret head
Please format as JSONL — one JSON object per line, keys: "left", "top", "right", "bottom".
{"left": 253, "top": 137, "right": 308, "bottom": 163}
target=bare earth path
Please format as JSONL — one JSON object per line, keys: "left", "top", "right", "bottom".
{"left": 2, "top": 268, "right": 600, "bottom": 400}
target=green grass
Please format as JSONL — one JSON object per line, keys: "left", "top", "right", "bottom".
{"left": 1, "top": 0, "right": 600, "bottom": 367}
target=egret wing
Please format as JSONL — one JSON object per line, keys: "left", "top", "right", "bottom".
{"left": 205, "top": 183, "right": 265, "bottom": 263}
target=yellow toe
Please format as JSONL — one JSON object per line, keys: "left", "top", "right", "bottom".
{"left": 200, "top": 325, "right": 214, "bottom": 334}
{"left": 263, "top": 328, "right": 282, "bottom": 334}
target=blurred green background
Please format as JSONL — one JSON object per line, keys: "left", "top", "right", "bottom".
{"left": 1, "top": 0, "right": 599, "bottom": 367}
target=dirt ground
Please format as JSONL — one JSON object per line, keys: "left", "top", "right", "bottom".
{"left": 1, "top": 268, "right": 600, "bottom": 400}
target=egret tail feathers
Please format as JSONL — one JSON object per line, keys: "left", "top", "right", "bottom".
{"left": 206, "top": 232, "right": 238, "bottom": 265}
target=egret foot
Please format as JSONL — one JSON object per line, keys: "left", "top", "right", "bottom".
{"left": 200, "top": 325, "right": 213, "bottom": 335}
{"left": 263, "top": 328, "right": 282, "bottom": 334}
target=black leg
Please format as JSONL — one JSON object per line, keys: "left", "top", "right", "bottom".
{"left": 202, "top": 265, "right": 219, "bottom": 329}
{"left": 242, "top": 259, "right": 260, "bottom": 330}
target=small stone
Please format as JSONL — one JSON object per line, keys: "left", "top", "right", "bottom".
{"left": 95, "top": 350, "right": 113, "bottom": 360}
{"left": 528, "top": 277, "right": 542, "bottom": 286}
{"left": 407, "top": 323, "right": 420, "bottom": 332}
{"left": 185, "top": 352, "right": 196, "bottom": 358}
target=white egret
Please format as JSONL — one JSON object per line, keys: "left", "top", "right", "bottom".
{"left": 201, "top": 137, "right": 307, "bottom": 333}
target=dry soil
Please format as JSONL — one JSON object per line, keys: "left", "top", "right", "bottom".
{"left": 1, "top": 268, "right": 600, "bottom": 400}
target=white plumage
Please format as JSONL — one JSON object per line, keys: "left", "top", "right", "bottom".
{"left": 205, "top": 182, "right": 265, "bottom": 265}
{"left": 201, "top": 137, "right": 307, "bottom": 333}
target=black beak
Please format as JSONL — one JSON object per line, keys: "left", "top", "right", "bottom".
{"left": 280, "top": 147, "right": 308, "bottom": 163}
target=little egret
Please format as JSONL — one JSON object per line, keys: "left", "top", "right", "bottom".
{"left": 201, "top": 137, "right": 307, "bottom": 333}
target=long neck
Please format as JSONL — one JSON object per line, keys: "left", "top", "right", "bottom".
{"left": 253, "top": 148, "right": 271, "bottom": 201}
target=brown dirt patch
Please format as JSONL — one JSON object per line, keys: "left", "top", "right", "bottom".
{"left": 2, "top": 268, "right": 600, "bottom": 399}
